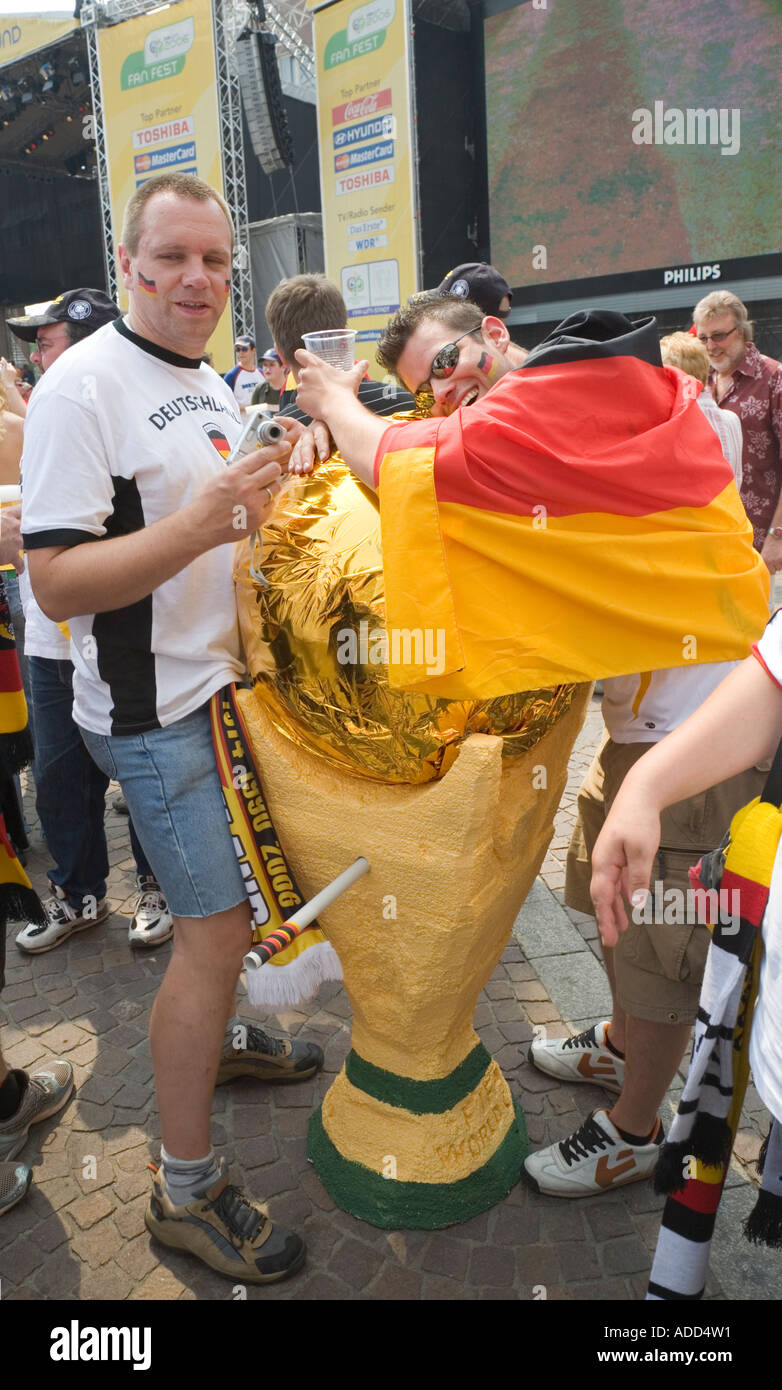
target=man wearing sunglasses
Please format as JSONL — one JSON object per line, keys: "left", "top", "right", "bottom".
{"left": 292, "top": 297, "right": 766, "bottom": 697}
{"left": 293, "top": 298, "right": 513, "bottom": 458}
{"left": 224, "top": 335, "right": 264, "bottom": 414}
{"left": 692, "top": 289, "right": 782, "bottom": 568}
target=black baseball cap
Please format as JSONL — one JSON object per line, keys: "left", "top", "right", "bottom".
{"left": 7, "top": 287, "right": 120, "bottom": 343}
{"left": 436, "top": 263, "right": 512, "bottom": 319}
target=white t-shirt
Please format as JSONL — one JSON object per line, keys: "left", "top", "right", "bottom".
{"left": 602, "top": 662, "right": 739, "bottom": 743}
{"left": 21, "top": 318, "right": 245, "bottom": 736}
{"left": 224, "top": 364, "right": 263, "bottom": 409}
{"left": 750, "top": 611, "right": 782, "bottom": 1121}
{"left": 19, "top": 568, "right": 70, "bottom": 661}
{"left": 698, "top": 391, "right": 743, "bottom": 489}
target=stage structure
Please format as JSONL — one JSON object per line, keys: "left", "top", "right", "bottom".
{"left": 81, "top": 0, "right": 250, "bottom": 358}
{"left": 81, "top": 0, "right": 300, "bottom": 356}
{"left": 310, "top": 0, "right": 422, "bottom": 361}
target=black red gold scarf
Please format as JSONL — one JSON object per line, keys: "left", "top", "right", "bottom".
{"left": 0, "top": 574, "right": 43, "bottom": 928}
{"left": 648, "top": 745, "right": 782, "bottom": 1299}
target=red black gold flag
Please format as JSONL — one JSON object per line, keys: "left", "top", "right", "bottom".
{"left": 374, "top": 311, "right": 768, "bottom": 697}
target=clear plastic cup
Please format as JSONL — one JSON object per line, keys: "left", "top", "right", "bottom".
{"left": 302, "top": 329, "right": 357, "bottom": 371}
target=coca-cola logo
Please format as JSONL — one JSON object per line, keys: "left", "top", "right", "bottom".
{"left": 344, "top": 96, "right": 379, "bottom": 120}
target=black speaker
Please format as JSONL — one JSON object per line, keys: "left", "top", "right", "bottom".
{"left": 236, "top": 27, "right": 295, "bottom": 174}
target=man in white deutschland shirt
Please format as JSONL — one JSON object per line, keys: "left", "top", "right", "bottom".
{"left": 21, "top": 171, "right": 321, "bottom": 1284}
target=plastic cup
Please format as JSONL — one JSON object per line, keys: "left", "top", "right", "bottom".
{"left": 302, "top": 329, "right": 357, "bottom": 371}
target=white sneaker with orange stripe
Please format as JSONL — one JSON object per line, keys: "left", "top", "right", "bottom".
{"left": 528, "top": 1020, "right": 625, "bottom": 1095}
{"left": 522, "top": 1108, "right": 663, "bottom": 1198}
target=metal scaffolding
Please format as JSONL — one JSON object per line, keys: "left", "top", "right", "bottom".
{"left": 79, "top": 0, "right": 315, "bottom": 338}
{"left": 212, "top": 0, "right": 253, "bottom": 340}
{"left": 81, "top": 4, "right": 117, "bottom": 301}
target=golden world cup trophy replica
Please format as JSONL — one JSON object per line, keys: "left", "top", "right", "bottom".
{"left": 234, "top": 454, "right": 590, "bottom": 1228}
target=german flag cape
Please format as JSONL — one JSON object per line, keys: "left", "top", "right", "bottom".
{"left": 374, "top": 310, "right": 768, "bottom": 698}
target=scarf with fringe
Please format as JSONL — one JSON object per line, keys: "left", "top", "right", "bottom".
{"left": 210, "top": 684, "right": 342, "bottom": 1009}
{"left": 647, "top": 742, "right": 782, "bottom": 1300}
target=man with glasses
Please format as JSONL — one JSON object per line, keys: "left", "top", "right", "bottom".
{"left": 291, "top": 296, "right": 764, "bottom": 685}
{"left": 224, "top": 334, "right": 263, "bottom": 413}
{"left": 693, "top": 289, "right": 782, "bottom": 566}
{"left": 289, "top": 297, "right": 511, "bottom": 452}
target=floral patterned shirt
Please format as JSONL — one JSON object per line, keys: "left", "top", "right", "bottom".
{"left": 708, "top": 342, "right": 782, "bottom": 550}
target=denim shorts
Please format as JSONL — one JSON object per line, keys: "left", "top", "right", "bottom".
{"left": 80, "top": 704, "right": 248, "bottom": 920}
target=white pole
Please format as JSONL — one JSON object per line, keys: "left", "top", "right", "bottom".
{"left": 243, "top": 856, "right": 370, "bottom": 970}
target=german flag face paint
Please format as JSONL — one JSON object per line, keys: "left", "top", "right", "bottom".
{"left": 203, "top": 422, "right": 231, "bottom": 459}
{"left": 138, "top": 271, "right": 158, "bottom": 297}
{"left": 478, "top": 351, "right": 499, "bottom": 381}
{"left": 224, "top": 279, "right": 231, "bottom": 298}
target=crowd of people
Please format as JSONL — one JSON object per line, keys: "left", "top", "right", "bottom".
{"left": 0, "top": 167, "right": 780, "bottom": 1297}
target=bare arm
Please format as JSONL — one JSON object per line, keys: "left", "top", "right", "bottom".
{"left": 590, "top": 654, "right": 782, "bottom": 946}
{"left": 0, "top": 361, "right": 27, "bottom": 419}
{"left": 0, "top": 505, "right": 23, "bottom": 570}
{"left": 28, "top": 441, "right": 287, "bottom": 622}
{"left": 292, "top": 351, "right": 386, "bottom": 488}
{"left": 0, "top": 412, "right": 23, "bottom": 485}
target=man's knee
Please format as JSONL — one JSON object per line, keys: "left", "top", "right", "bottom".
{"left": 171, "top": 904, "right": 252, "bottom": 976}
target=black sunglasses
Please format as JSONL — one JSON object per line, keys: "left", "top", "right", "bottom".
{"left": 413, "top": 327, "right": 484, "bottom": 411}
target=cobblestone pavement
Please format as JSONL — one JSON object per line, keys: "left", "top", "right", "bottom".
{"left": 0, "top": 695, "right": 773, "bottom": 1300}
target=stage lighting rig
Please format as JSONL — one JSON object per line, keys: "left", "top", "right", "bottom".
{"left": 39, "top": 61, "right": 59, "bottom": 94}
{"left": 68, "top": 55, "right": 86, "bottom": 86}
{"left": 18, "top": 78, "right": 34, "bottom": 107}
{"left": 0, "top": 85, "right": 20, "bottom": 124}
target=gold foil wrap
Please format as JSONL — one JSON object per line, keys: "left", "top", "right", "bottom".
{"left": 234, "top": 454, "right": 580, "bottom": 785}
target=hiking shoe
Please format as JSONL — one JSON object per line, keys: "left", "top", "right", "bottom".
{"left": 145, "top": 1161, "right": 306, "bottom": 1284}
{"left": 0, "top": 1161, "right": 32, "bottom": 1215}
{"left": 128, "top": 876, "right": 174, "bottom": 948}
{"left": 522, "top": 1108, "right": 663, "bottom": 1198}
{"left": 528, "top": 1020, "right": 624, "bottom": 1095}
{"left": 15, "top": 885, "right": 108, "bottom": 954}
{"left": 0, "top": 1062, "right": 75, "bottom": 1161}
{"left": 216, "top": 1022, "right": 324, "bottom": 1086}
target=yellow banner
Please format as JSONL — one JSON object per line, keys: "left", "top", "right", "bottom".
{"left": 313, "top": 0, "right": 418, "bottom": 372}
{"left": 96, "top": 0, "right": 233, "bottom": 370}
{"left": 0, "top": 13, "right": 78, "bottom": 70}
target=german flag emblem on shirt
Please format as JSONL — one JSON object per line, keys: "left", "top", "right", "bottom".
{"left": 203, "top": 423, "right": 231, "bottom": 460}
{"left": 373, "top": 310, "right": 769, "bottom": 698}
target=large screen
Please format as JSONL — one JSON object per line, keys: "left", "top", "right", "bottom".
{"left": 485, "top": 0, "right": 782, "bottom": 297}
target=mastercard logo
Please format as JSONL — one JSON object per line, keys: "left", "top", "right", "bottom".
{"left": 135, "top": 154, "right": 151, "bottom": 172}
